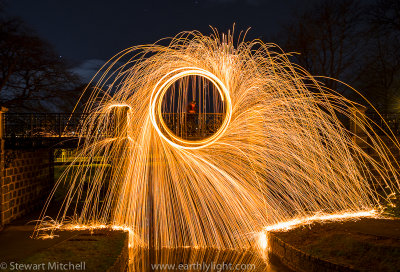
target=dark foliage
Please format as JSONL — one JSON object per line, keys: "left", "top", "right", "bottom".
{"left": 277, "top": 0, "right": 400, "bottom": 112}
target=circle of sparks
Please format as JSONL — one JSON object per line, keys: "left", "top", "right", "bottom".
{"left": 35, "top": 30, "right": 400, "bottom": 251}
{"left": 150, "top": 67, "right": 232, "bottom": 149}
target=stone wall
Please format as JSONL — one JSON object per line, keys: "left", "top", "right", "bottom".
{"left": 268, "top": 232, "right": 357, "bottom": 272}
{"left": 107, "top": 231, "right": 129, "bottom": 272}
{"left": 0, "top": 149, "right": 53, "bottom": 225}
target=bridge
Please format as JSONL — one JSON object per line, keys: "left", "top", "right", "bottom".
{"left": 1, "top": 108, "right": 400, "bottom": 149}
{"left": 2, "top": 112, "right": 86, "bottom": 148}
{"left": 1, "top": 111, "right": 224, "bottom": 149}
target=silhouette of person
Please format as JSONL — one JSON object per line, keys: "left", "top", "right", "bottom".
{"left": 187, "top": 101, "right": 197, "bottom": 114}
{"left": 186, "top": 101, "right": 197, "bottom": 136}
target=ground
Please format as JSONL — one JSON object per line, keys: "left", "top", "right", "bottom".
{"left": 0, "top": 207, "right": 127, "bottom": 272}
{"left": 272, "top": 218, "right": 400, "bottom": 272}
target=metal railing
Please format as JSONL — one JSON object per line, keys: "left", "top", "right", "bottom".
{"left": 3, "top": 112, "right": 224, "bottom": 140}
{"left": 162, "top": 113, "right": 223, "bottom": 139}
{"left": 5, "top": 111, "right": 400, "bottom": 138}
{"left": 4, "top": 113, "right": 90, "bottom": 138}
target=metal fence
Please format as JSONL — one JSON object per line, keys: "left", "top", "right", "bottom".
{"left": 3, "top": 112, "right": 224, "bottom": 139}
{"left": 4, "top": 113, "right": 90, "bottom": 138}
{"left": 4, "top": 111, "right": 398, "bottom": 143}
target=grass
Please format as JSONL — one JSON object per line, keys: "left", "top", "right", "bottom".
{"left": 53, "top": 164, "right": 111, "bottom": 203}
{"left": 273, "top": 219, "right": 400, "bottom": 272}
{"left": 303, "top": 233, "right": 400, "bottom": 271}
{"left": 20, "top": 230, "right": 127, "bottom": 272}
{"left": 382, "top": 193, "right": 400, "bottom": 217}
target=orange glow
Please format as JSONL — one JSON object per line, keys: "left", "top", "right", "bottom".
{"left": 256, "top": 209, "right": 380, "bottom": 257}
{"left": 264, "top": 209, "right": 378, "bottom": 232}
{"left": 34, "top": 29, "right": 400, "bottom": 254}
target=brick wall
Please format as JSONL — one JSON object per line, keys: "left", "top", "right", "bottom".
{"left": 0, "top": 142, "right": 4, "bottom": 229}
{"left": 0, "top": 149, "right": 53, "bottom": 225}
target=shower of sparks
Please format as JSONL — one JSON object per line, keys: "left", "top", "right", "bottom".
{"left": 263, "top": 209, "right": 379, "bottom": 233}
{"left": 255, "top": 209, "right": 379, "bottom": 259}
{"left": 35, "top": 29, "right": 400, "bottom": 253}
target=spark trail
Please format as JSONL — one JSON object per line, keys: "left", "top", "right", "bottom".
{"left": 36, "top": 29, "right": 400, "bottom": 251}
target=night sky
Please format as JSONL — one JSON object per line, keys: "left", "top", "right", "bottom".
{"left": 4, "top": 0, "right": 310, "bottom": 82}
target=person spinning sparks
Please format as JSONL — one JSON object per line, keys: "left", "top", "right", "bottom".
{"left": 187, "top": 100, "right": 197, "bottom": 114}
{"left": 187, "top": 101, "right": 197, "bottom": 136}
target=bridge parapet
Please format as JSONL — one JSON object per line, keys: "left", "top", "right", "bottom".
{"left": 4, "top": 110, "right": 400, "bottom": 149}
{"left": 3, "top": 113, "right": 93, "bottom": 149}
{"left": 3, "top": 112, "right": 224, "bottom": 148}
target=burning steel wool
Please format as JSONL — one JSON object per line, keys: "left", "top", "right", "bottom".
{"left": 35, "top": 29, "right": 400, "bottom": 254}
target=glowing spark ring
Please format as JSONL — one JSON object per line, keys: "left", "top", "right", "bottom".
{"left": 150, "top": 67, "right": 232, "bottom": 149}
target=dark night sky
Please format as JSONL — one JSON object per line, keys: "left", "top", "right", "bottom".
{"left": 4, "top": 0, "right": 311, "bottom": 82}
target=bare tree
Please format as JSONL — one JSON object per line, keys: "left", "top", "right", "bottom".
{"left": 370, "top": 0, "right": 400, "bottom": 32}
{"left": 354, "top": 0, "right": 400, "bottom": 111}
{"left": 279, "top": 0, "right": 364, "bottom": 92}
{"left": 0, "top": 14, "right": 81, "bottom": 111}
